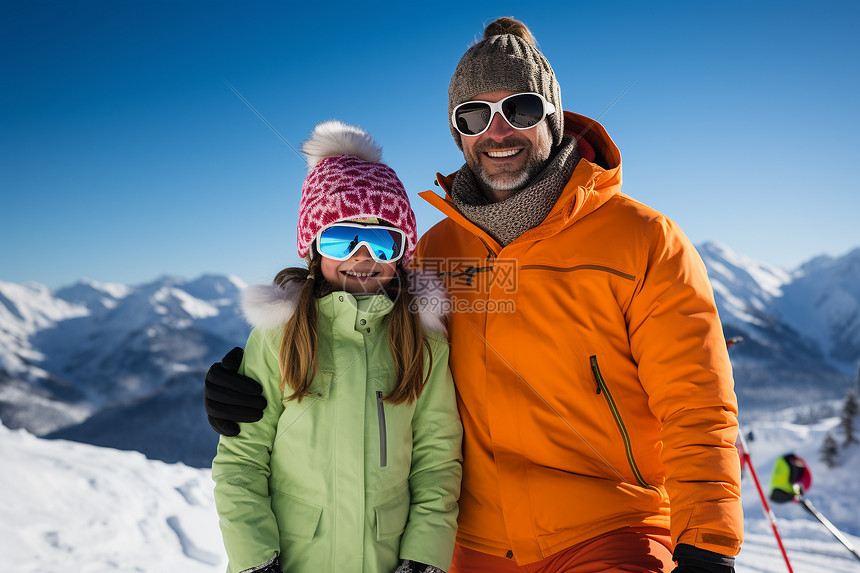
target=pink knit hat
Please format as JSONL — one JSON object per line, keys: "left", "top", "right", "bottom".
{"left": 296, "top": 121, "right": 417, "bottom": 263}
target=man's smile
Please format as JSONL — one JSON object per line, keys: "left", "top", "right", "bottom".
{"left": 486, "top": 149, "right": 522, "bottom": 158}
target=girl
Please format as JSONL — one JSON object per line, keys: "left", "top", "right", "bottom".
{"left": 212, "top": 121, "right": 462, "bottom": 573}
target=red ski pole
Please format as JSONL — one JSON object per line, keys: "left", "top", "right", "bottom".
{"left": 726, "top": 340, "right": 794, "bottom": 572}
{"left": 737, "top": 433, "right": 795, "bottom": 572}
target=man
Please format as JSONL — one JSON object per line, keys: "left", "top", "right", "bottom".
{"left": 205, "top": 17, "right": 742, "bottom": 573}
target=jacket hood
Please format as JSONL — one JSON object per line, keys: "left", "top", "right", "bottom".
{"left": 419, "top": 111, "right": 623, "bottom": 253}
{"left": 240, "top": 269, "right": 448, "bottom": 336}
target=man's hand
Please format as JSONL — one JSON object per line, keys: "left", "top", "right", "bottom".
{"left": 204, "top": 347, "right": 266, "bottom": 436}
{"left": 671, "top": 544, "right": 735, "bottom": 573}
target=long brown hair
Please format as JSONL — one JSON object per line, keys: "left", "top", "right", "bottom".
{"left": 275, "top": 256, "right": 432, "bottom": 405}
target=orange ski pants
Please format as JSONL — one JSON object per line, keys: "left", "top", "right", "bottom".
{"left": 450, "top": 527, "right": 674, "bottom": 573}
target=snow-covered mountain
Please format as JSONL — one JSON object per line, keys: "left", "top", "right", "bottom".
{"left": 778, "top": 250, "right": 860, "bottom": 366}
{"left": 702, "top": 242, "right": 860, "bottom": 375}
{"left": 1, "top": 243, "right": 859, "bottom": 468}
{"left": 0, "top": 274, "right": 251, "bottom": 463}
{"left": 700, "top": 243, "right": 859, "bottom": 415}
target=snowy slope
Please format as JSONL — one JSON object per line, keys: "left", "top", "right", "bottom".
{"left": 0, "top": 422, "right": 226, "bottom": 573}
{"left": 737, "top": 409, "right": 860, "bottom": 571}
{"left": 4, "top": 415, "right": 860, "bottom": 573}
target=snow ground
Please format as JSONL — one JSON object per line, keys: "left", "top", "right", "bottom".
{"left": 0, "top": 422, "right": 225, "bottom": 572}
{"left": 2, "top": 415, "right": 859, "bottom": 573}
{"left": 736, "top": 414, "right": 860, "bottom": 572}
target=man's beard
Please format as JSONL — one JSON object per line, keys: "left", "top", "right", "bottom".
{"left": 465, "top": 129, "right": 553, "bottom": 200}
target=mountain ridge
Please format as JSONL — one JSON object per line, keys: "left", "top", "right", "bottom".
{"left": 1, "top": 242, "right": 858, "bottom": 466}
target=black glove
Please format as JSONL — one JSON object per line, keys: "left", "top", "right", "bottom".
{"left": 249, "top": 553, "right": 282, "bottom": 573}
{"left": 204, "top": 347, "right": 266, "bottom": 436}
{"left": 393, "top": 560, "right": 445, "bottom": 573}
{"left": 255, "top": 561, "right": 282, "bottom": 573}
{"left": 671, "top": 543, "right": 735, "bottom": 573}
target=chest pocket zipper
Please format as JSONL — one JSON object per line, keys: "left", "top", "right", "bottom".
{"left": 376, "top": 391, "right": 387, "bottom": 467}
{"left": 590, "top": 355, "right": 652, "bottom": 489}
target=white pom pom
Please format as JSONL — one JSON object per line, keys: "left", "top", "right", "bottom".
{"left": 301, "top": 120, "right": 383, "bottom": 171}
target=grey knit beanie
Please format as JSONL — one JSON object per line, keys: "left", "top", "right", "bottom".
{"left": 448, "top": 32, "right": 563, "bottom": 150}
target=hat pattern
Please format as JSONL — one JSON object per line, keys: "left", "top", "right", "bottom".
{"left": 296, "top": 121, "right": 417, "bottom": 262}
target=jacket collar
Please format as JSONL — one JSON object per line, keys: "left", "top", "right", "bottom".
{"left": 419, "top": 111, "right": 623, "bottom": 251}
{"left": 240, "top": 269, "right": 448, "bottom": 337}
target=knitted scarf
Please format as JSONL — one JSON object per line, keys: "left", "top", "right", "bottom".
{"left": 450, "top": 135, "right": 580, "bottom": 247}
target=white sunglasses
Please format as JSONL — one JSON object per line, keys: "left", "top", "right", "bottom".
{"left": 451, "top": 92, "right": 556, "bottom": 137}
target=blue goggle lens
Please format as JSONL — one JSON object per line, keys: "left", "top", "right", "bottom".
{"left": 317, "top": 225, "right": 404, "bottom": 262}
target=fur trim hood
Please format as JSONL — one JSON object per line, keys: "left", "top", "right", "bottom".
{"left": 240, "top": 270, "right": 448, "bottom": 337}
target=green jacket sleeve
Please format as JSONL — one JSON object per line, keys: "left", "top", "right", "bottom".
{"left": 212, "top": 328, "right": 285, "bottom": 573}
{"left": 399, "top": 333, "right": 463, "bottom": 570}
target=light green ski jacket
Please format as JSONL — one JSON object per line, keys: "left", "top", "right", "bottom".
{"left": 212, "top": 278, "right": 463, "bottom": 573}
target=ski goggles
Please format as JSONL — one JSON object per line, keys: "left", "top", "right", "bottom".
{"left": 315, "top": 222, "right": 407, "bottom": 263}
{"left": 451, "top": 92, "right": 557, "bottom": 137}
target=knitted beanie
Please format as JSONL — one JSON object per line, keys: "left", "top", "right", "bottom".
{"left": 296, "top": 121, "right": 417, "bottom": 263}
{"left": 448, "top": 32, "right": 563, "bottom": 150}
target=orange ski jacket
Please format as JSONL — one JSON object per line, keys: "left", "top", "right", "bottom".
{"left": 414, "top": 111, "right": 743, "bottom": 565}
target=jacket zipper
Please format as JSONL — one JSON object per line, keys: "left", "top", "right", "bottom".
{"left": 589, "top": 356, "right": 651, "bottom": 489}
{"left": 376, "top": 391, "right": 387, "bottom": 467}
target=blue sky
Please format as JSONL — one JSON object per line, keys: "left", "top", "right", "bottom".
{"left": 2, "top": 1, "right": 859, "bottom": 288}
